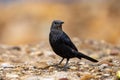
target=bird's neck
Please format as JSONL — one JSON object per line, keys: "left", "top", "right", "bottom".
{"left": 50, "top": 26, "right": 63, "bottom": 31}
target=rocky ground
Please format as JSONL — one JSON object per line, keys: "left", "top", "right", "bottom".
{"left": 0, "top": 38, "right": 120, "bottom": 80}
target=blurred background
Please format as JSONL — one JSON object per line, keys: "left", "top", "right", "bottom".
{"left": 0, "top": 0, "right": 120, "bottom": 45}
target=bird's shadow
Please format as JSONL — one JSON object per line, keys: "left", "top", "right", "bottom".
{"left": 50, "top": 64, "right": 69, "bottom": 71}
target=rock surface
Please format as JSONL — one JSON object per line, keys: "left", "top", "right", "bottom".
{"left": 0, "top": 39, "right": 120, "bottom": 80}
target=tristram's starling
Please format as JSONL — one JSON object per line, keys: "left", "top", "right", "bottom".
{"left": 49, "top": 20, "right": 98, "bottom": 70}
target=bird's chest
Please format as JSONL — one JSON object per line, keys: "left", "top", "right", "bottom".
{"left": 50, "top": 32, "right": 63, "bottom": 48}
{"left": 51, "top": 35, "right": 62, "bottom": 46}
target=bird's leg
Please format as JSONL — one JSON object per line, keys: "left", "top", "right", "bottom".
{"left": 63, "top": 58, "right": 69, "bottom": 71}
{"left": 58, "top": 58, "right": 64, "bottom": 65}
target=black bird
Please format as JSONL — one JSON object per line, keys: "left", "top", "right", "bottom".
{"left": 49, "top": 20, "right": 98, "bottom": 70}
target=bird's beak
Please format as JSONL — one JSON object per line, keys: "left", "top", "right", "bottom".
{"left": 61, "top": 22, "right": 64, "bottom": 24}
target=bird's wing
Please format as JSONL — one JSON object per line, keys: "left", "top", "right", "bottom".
{"left": 61, "top": 32, "right": 78, "bottom": 51}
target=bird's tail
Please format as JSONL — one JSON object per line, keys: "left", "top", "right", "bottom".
{"left": 76, "top": 51, "right": 98, "bottom": 62}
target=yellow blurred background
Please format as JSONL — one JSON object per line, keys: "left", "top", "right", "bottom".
{"left": 0, "top": 0, "right": 120, "bottom": 45}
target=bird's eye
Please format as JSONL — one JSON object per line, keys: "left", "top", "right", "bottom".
{"left": 54, "top": 22, "right": 57, "bottom": 24}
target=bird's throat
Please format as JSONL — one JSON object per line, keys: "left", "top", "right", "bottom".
{"left": 58, "top": 26, "right": 62, "bottom": 30}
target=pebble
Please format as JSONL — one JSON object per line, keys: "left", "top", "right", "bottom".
{"left": 79, "top": 62, "right": 85, "bottom": 65}
{"left": 98, "top": 64, "right": 108, "bottom": 69}
{"left": 59, "top": 78, "right": 69, "bottom": 80}
{"left": 1, "top": 63, "right": 14, "bottom": 68}
{"left": 34, "top": 62, "right": 48, "bottom": 69}
{"left": 116, "top": 71, "right": 120, "bottom": 79}
{"left": 30, "top": 51, "right": 43, "bottom": 56}
{"left": 103, "top": 74, "right": 110, "bottom": 77}
{"left": 48, "top": 66, "right": 54, "bottom": 71}
{"left": 110, "top": 49, "right": 119, "bottom": 56}
{"left": 80, "top": 73, "right": 94, "bottom": 80}
{"left": 9, "top": 46, "right": 21, "bottom": 51}
{"left": 70, "top": 66, "right": 78, "bottom": 70}
{"left": 25, "top": 76, "right": 54, "bottom": 80}
{"left": 6, "top": 73, "right": 19, "bottom": 78}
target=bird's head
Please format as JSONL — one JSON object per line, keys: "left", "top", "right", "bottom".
{"left": 51, "top": 20, "right": 64, "bottom": 30}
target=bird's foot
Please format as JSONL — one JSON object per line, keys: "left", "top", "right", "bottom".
{"left": 54, "top": 64, "right": 69, "bottom": 71}
{"left": 62, "top": 66, "right": 69, "bottom": 71}
{"left": 53, "top": 64, "right": 62, "bottom": 69}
